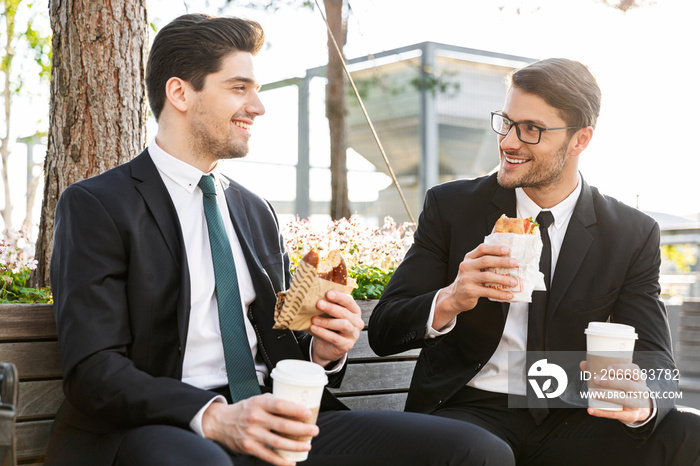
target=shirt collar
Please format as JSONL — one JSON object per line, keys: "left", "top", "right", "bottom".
{"left": 148, "top": 138, "right": 226, "bottom": 193}
{"left": 515, "top": 172, "right": 582, "bottom": 230}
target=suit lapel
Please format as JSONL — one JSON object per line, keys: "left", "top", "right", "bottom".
{"left": 131, "top": 150, "right": 191, "bottom": 351}
{"left": 546, "top": 179, "right": 596, "bottom": 327}
{"left": 221, "top": 178, "right": 274, "bottom": 299}
{"left": 490, "top": 183, "right": 517, "bottom": 318}
{"left": 132, "top": 151, "right": 183, "bottom": 269}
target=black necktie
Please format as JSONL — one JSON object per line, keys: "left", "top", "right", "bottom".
{"left": 528, "top": 210, "right": 554, "bottom": 351}
{"left": 199, "top": 175, "right": 260, "bottom": 402}
{"left": 527, "top": 210, "right": 554, "bottom": 424}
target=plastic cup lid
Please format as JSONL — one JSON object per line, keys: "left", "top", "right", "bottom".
{"left": 271, "top": 359, "right": 328, "bottom": 386}
{"left": 584, "top": 322, "right": 638, "bottom": 340}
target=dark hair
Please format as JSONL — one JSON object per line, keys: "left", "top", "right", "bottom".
{"left": 507, "top": 58, "right": 601, "bottom": 130}
{"left": 146, "top": 14, "right": 265, "bottom": 120}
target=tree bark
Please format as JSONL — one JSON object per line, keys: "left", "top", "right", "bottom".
{"left": 324, "top": 0, "right": 350, "bottom": 220}
{"left": 31, "top": 0, "right": 148, "bottom": 287}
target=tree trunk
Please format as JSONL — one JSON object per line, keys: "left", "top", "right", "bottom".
{"left": 324, "top": 0, "right": 350, "bottom": 220}
{"left": 31, "top": 0, "right": 148, "bottom": 287}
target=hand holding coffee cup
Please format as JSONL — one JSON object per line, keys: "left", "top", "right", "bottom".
{"left": 271, "top": 359, "right": 328, "bottom": 462}
{"left": 580, "top": 319, "right": 662, "bottom": 423}
{"left": 584, "top": 322, "right": 638, "bottom": 411}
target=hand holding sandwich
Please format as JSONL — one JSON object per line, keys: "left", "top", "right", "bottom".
{"left": 433, "top": 243, "right": 519, "bottom": 330}
{"left": 311, "top": 290, "right": 364, "bottom": 368}
{"left": 307, "top": 251, "right": 364, "bottom": 367}
{"left": 275, "top": 249, "right": 364, "bottom": 367}
{"left": 433, "top": 215, "right": 540, "bottom": 330}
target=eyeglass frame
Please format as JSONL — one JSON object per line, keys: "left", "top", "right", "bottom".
{"left": 490, "top": 111, "right": 583, "bottom": 145}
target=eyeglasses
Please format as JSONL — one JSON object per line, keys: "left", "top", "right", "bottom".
{"left": 490, "top": 112, "right": 582, "bottom": 145}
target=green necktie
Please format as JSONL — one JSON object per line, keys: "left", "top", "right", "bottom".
{"left": 198, "top": 174, "right": 260, "bottom": 402}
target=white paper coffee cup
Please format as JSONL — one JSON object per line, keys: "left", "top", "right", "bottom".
{"left": 270, "top": 359, "right": 328, "bottom": 462}
{"left": 584, "top": 322, "right": 638, "bottom": 410}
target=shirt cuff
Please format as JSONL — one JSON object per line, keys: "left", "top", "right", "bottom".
{"left": 625, "top": 396, "right": 657, "bottom": 428}
{"left": 425, "top": 291, "right": 456, "bottom": 339}
{"left": 190, "top": 395, "right": 227, "bottom": 437}
{"left": 309, "top": 337, "right": 347, "bottom": 373}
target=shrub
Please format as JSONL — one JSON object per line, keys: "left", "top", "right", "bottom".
{"left": 0, "top": 229, "right": 52, "bottom": 303}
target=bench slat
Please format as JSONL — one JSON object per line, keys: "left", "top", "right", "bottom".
{"left": 18, "top": 380, "right": 64, "bottom": 421}
{"left": 16, "top": 419, "right": 52, "bottom": 462}
{"left": 357, "top": 299, "right": 378, "bottom": 327}
{"left": 0, "top": 341, "right": 63, "bottom": 380}
{"left": 348, "top": 332, "right": 420, "bottom": 360}
{"left": 331, "top": 360, "right": 416, "bottom": 394}
{"left": 0, "top": 304, "right": 56, "bottom": 341}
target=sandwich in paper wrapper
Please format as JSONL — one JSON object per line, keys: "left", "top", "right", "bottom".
{"left": 273, "top": 249, "right": 356, "bottom": 335}
{"left": 485, "top": 215, "right": 546, "bottom": 303}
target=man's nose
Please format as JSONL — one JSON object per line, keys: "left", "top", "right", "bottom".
{"left": 246, "top": 91, "right": 266, "bottom": 117}
{"left": 499, "top": 125, "right": 522, "bottom": 151}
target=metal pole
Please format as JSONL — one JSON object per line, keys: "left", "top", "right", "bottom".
{"left": 419, "top": 42, "right": 439, "bottom": 205}
{"left": 295, "top": 74, "right": 311, "bottom": 219}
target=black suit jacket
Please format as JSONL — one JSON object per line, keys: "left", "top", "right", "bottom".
{"left": 45, "top": 150, "right": 346, "bottom": 466}
{"left": 368, "top": 173, "right": 675, "bottom": 435}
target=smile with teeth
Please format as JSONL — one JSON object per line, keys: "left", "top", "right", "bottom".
{"left": 233, "top": 121, "right": 252, "bottom": 131}
{"left": 505, "top": 156, "right": 528, "bottom": 164}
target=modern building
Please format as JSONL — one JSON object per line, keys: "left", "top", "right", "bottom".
{"left": 260, "top": 42, "right": 535, "bottom": 224}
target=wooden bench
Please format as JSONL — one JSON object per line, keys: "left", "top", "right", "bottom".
{"left": 0, "top": 301, "right": 417, "bottom": 465}
{"left": 329, "top": 300, "right": 419, "bottom": 410}
{"left": 0, "top": 304, "right": 62, "bottom": 466}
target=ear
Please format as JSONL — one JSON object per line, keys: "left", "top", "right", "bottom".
{"left": 569, "top": 126, "right": 593, "bottom": 157}
{"left": 164, "top": 77, "right": 190, "bottom": 113}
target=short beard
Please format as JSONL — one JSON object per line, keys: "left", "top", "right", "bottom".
{"left": 189, "top": 94, "right": 250, "bottom": 161}
{"left": 190, "top": 117, "right": 249, "bottom": 161}
{"left": 497, "top": 141, "right": 568, "bottom": 190}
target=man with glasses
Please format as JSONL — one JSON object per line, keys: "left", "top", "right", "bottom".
{"left": 369, "top": 58, "right": 700, "bottom": 465}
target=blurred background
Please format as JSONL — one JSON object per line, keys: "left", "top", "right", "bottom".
{"left": 2, "top": 0, "right": 700, "bottom": 402}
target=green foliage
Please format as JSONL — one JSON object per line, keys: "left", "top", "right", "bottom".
{"left": 349, "top": 265, "right": 394, "bottom": 300}
{"left": 0, "top": 230, "right": 52, "bottom": 303}
{"left": 1, "top": 0, "right": 52, "bottom": 93}
{"left": 661, "top": 244, "right": 698, "bottom": 274}
{"left": 410, "top": 66, "right": 461, "bottom": 97}
{"left": 0, "top": 268, "right": 51, "bottom": 303}
{"left": 23, "top": 10, "right": 51, "bottom": 80}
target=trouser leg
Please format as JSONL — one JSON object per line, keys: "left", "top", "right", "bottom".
{"left": 305, "top": 409, "right": 515, "bottom": 466}
{"left": 520, "top": 407, "right": 700, "bottom": 466}
{"left": 112, "top": 425, "right": 234, "bottom": 466}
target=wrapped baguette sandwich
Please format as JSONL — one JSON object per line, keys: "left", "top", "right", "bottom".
{"left": 273, "top": 249, "right": 356, "bottom": 334}
{"left": 485, "top": 215, "right": 545, "bottom": 303}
